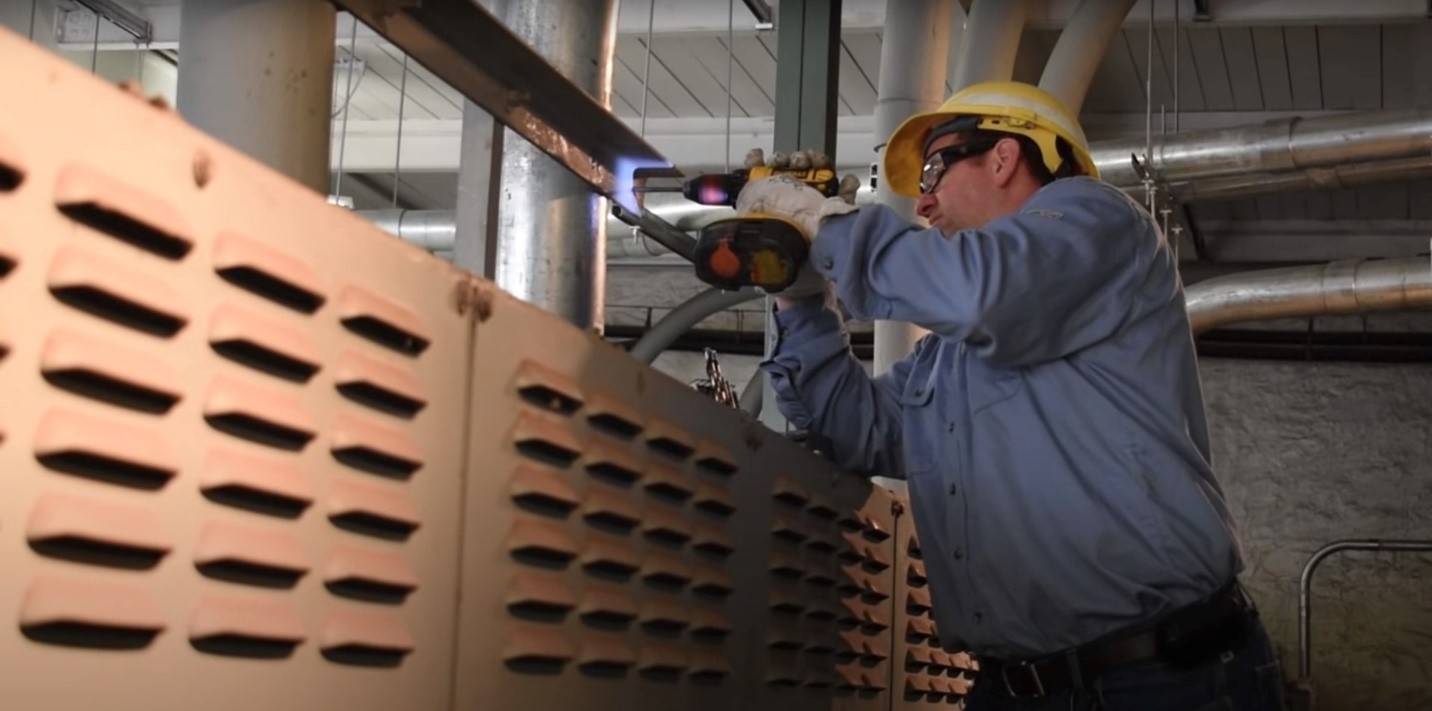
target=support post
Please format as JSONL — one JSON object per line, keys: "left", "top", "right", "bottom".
{"left": 176, "top": 0, "right": 335, "bottom": 193}
{"left": 773, "top": 0, "right": 842, "bottom": 156}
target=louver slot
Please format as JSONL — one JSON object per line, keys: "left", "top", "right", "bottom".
{"left": 511, "top": 410, "right": 583, "bottom": 467}
{"left": 27, "top": 493, "right": 171, "bottom": 569}
{"left": 323, "top": 545, "right": 420, "bottom": 604}
{"left": 41, "top": 329, "right": 182, "bottom": 413}
{"left": 21, "top": 576, "right": 165, "bottom": 649}
{"left": 338, "top": 286, "right": 430, "bottom": 356}
{"left": 693, "top": 481, "right": 735, "bottom": 519}
{"left": 908, "top": 560, "right": 928, "bottom": 586}
{"left": 213, "top": 231, "right": 325, "bottom": 313}
{"left": 209, "top": 305, "right": 321, "bottom": 382}
{"left": 804, "top": 603, "right": 838, "bottom": 621}
{"left": 688, "top": 607, "right": 731, "bottom": 643}
{"left": 0, "top": 136, "right": 22, "bottom": 191}
{"left": 639, "top": 598, "right": 690, "bottom": 635}
{"left": 641, "top": 551, "right": 692, "bottom": 590}
{"left": 194, "top": 521, "right": 309, "bottom": 588}
{"left": 582, "top": 488, "right": 640, "bottom": 533}
{"left": 906, "top": 617, "right": 936, "bottom": 642}
{"left": 771, "top": 514, "right": 808, "bottom": 543}
{"left": 638, "top": 644, "right": 688, "bottom": 680}
{"left": 34, "top": 408, "right": 177, "bottom": 489}
{"left": 907, "top": 588, "right": 933, "bottom": 615}
{"left": 335, "top": 350, "right": 426, "bottom": 417}
{"left": 692, "top": 565, "right": 733, "bottom": 599}
{"left": 908, "top": 535, "right": 923, "bottom": 559}
{"left": 585, "top": 392, "right": 643, "bottom": 440}
{"left": 691, "top": 523, "right": 733, "bottom": 560}
{"left": 644, "top": 419, "right": 694, "bottom": 460}
{"left": 766, "top": 667, "right": 802, "bottom": 687}
{"left": 577, "top": 583, "right": 638, "bottom": 628}
{"left": 583, "top": 439, "right": 642, "bottom": 488}
{"left": 508, "top": 518, "right": 579, "bottom": 569}
{"left": 767, "top": 623, "right": 802, "bottom": 650}
{"left": 504, "top": 626, "right": 575, "bottom": 675}
{"left": 805, "top": 569, "right": 838, "bottom": 588}
{"left": 772, "top": 476, "right": 809, "bottom": 507}
{"left": 688, "top": 649, "right": 730, "bottom": 683}
{"left": 805, "top": 533, "right": 838, "bottom": 554}
{"left": 907, "top": 646, "right": 933, "bottom": 670}
{"left": 577, "top": 634, "right": 636, "bottom": 676}
{"left": 509, "top": 463, "right": 579, "bottom": 518}
{"left": 201, "top": 447, "right": 314, "bottom": 519}
{"left": 54, "top": 164, "right": 192, "bottom": 259}
{"left": 505, "top": 571, "right": 576, "bottom": 622}
{"left": 320, "top": 610, "right": 415, "bottom": 667}
{"left": 693, "top": 440, "right": 738, "bottom": 478}
{"left": 769, "top": 551, "right": 804, "bottom": 579}
{"left": 834, "top": 665, "right": 864, "bottom": 692}
{"left": 331, "top": 413, "right": 423, "bottom": 478}
{"left": 190, "top": 595, "right": 306, "bottom": 659}
{"left": 642, "top": 462, "right": 693, "bottom": 503}
{"left": 907, "top": 676, "right": 934, "bottom": 694}
{"left": 0, "top": 235, "right": 13, "bottom": 278}
{"left": 49, "top": 246, "right": 187, "bottom": 336}
{"left": 768, "top": 587, "right": 807, "bottom": 615}
{"left": 807, "top": 497, "right": 840, "bottom": 521}
{"left": 642, "top": 508, "right": 692, "bottom": 547}
{"left": 204, "top": 376, "right": 317, "bottom": 451}
{"left": 513, "top": 360, "right": 583, "bottom": 414}
{"left": 581, "top": 535, "right": 640, "bottom": 580}
{"left": 327, "top": 478, "right": 421, "bottom": 540}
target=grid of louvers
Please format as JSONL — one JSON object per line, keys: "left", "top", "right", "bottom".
{"left": 893, "top": 504, "right": 980, "bottom": 708}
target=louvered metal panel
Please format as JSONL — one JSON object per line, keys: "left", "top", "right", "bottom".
{"left": 893, "top": 497, "right": 980, "bottom": 708}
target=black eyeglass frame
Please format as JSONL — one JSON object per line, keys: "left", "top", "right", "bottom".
{"left": 919, "top": 138, "right": 1001, "bottom": 195}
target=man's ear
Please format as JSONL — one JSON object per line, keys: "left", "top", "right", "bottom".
{"left": 990, "top": 137, "right": 1022, "bottom": 187}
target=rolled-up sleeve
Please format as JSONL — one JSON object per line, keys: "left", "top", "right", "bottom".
{"left": 811, "top": 178, "right": 1151, "bottom": 368}
{"left": 760, "top": 288, "right": 913, "bottom": 478}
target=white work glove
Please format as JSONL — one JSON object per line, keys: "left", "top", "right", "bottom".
{"left": 734, "top": 175, "right": 858, "bottom": 298}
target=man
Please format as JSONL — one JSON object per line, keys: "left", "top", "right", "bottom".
{"left": 739, "top": 82, "right": 1284, "bottom": 710}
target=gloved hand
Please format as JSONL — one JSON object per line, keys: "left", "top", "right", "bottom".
{"left": 734, "top": 174, "right": 858, "bottom": 298}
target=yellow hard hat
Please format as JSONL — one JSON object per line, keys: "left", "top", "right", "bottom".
{"left": 883, "top": 81, "right": 1098, "bottom": 197}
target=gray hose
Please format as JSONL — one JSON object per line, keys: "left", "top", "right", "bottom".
{"left": 628, "top": 287, "right": 763, "bottom": 364}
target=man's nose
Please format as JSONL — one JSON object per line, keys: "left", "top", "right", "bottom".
{"left": 915, "top": 192, "right": 938, "bottom": 221}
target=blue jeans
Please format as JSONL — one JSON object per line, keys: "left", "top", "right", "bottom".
{"left": 966, "top": 616, "right": 1286, "bottom": 711}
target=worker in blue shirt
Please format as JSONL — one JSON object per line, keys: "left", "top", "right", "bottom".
{"left": 737, "top": 82, "right": 1285, "bottom": 710}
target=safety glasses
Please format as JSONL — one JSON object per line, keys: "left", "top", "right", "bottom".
{"left": 919, "top": 138, "right": 999, "bottom": 195}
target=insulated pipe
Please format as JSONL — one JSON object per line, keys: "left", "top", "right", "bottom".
{"left": 1166, "top": 155, "right": 1432, "bottom": 203}
{"left": 739, "top": 372, "right": 764, "bottom": 417}
{"left": 1298, "top": 540, "right": 1432, "bottom": 680}
{"left": 869, "top": 0, "right": 955, "bottom": 374}
{"left": 492, "top": 0, "right": 618, "bottom": 332}
{"left": 628, "top": 287, "right": 763, "bottom": 364}
{"left": 176, "top": 0, "right": 335, "bottom": 193}
{"left": 1037, "top": 0, "right": 1138, "bottom": 114}
{"left": 1091, "top": 109, "right": 1432, "bottom": 189}
{"left": 362, "top": 209, "right": 455, "bottom": 251}
{"left": 948, "top": 0, "right": 1029, "bottom": 91}
{"left": 1184, "top": 257, "right": 1432, "bottom": 336}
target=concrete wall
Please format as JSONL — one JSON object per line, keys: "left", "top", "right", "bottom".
{"left": 649, "top": 351, "right": 1432, "bottom": 709}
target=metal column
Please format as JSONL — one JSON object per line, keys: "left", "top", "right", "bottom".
{"left": 491, "top": 0, "right": 618, "bottom": 333}
{"left": 870, "top": 1, "right": 958, "bottom": 376}
{"left": 772, "top": 0, "right": 842, "bottom": 156}
{"left": 949, "top": 0, "right": 1030, "bottom": 90}
{"left": 176, "top": 0, "right": 336, "bottom": 193}
{"left": 454, "top": 101, "right": 502, "bottom": 279}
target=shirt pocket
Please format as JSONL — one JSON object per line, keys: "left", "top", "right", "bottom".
{"left": 967, "top": 356, "right": 1024, "bottom": 414}
{"left": 898, "top": 353, "right": 940, "bottom": 473}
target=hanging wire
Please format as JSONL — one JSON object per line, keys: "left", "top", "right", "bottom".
{"left": 1173, "top": 0, "right": 1180, "bottom": 133}
{"left": 1143, "top": 0, "right": 1156, "bottom": 212}
{"left": 725, "top": 0, "right": 734, "bottom": 173}
{"left": 639, "top": 0, "right": 655, "bottom": 137}
{"left": 90, "top": 10, "right": 100, "bottom": 73}
{"left": 28, "top": 0, "right": 38, "bottom": 40}
{"left": 392, "top": 52, "right": 409, "bottom": 208}
{"left": 333, "top": 15, "right": 360, "bottom": 199}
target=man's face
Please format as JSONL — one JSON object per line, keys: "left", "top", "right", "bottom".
{"left": 914, "top": 132, "right": 1001, "bottom": 235}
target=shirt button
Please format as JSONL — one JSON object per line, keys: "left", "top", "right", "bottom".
{"left": 947, "top": 483, "right": 957, "bottom": 496}
{"left": 953, "top": 546, "right": 963, "bottom": 560}
{"left": 973, "top": 612, "right": 983, "bottom": 623}
{"left": 947, "top": 422, "right": 955, "bottom": 433}
{"left": 914, "top": 387, "right": 924, "bottom": 396}
{"left": 822, "top": 258, "right": 834, "bottom": 269}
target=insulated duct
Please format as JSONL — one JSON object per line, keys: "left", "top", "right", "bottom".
{"left": 1184, "top": 257, "right": 1432, "bottom": 335}
{"left": 1091, "top": 109, "right": 1432, "bottom": 190}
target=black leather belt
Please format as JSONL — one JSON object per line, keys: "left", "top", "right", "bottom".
{"left": 980, "top": 583, "right": 1254, "bottom": 699}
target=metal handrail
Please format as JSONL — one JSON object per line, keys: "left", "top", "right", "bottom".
{"left": 1298, "top": 539, "right": 1432, "bottom": 680}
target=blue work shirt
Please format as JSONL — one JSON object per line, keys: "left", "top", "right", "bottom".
{"left": 762, "top": 177, "right": 1242, "bottom": 659}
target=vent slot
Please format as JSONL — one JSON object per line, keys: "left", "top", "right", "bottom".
{"left": 331, "top": 413, "right": 423, "bottom": 479}
{"left": 213, "top": 231, "right": 325, "bottom": 313}
{"left": 689, "top": 652, "right": 730, "bottom": 684}
{"left": 772, "top": 515, "right": 808, "bottom": 543}
{"left": 207, "top": 413, "right": 313, "bottom": 452}
{"left": 641, "top": 553, "right": 692, "bottom": 591}
{"left": 324, "top": 546, "right": 419, "bottom": 605}
{"left": 642, "top": 462, "right": 693, "bottom": 503}
{"left": 34, "top": 409, "right": 177, "bottom": 490}
{"left": 639, "top": 599, "right": 690, "bottom": 636}
{"left": 21, "top": 577, "right": 165, "bottom": 650}
{"left": 321, "top": 611, "right": 415, "bottom": 668}
{"left": 638, "top": 645, "right": 688, "bottom": 681}
{"left": 505, "top": 572, "right": 576, "bottom": 623}
{"left": 0, "top": 251, "right": 12, "bottom": 279}
{"left": 806, "top": 570, "right": 838, "bottom": 588}
{"left": 581, "top": 536, "right": 639, "bottom": 581}
{"left": 338, "top": 286, "right": 430, "bottom": 356}
{"left": 586, "top": 393, "right": 643, "bottom": 440}
{"left": 769, "top": 553, "right": 804, "bottom": 580}
{"left": 694, "top": 441, "right": 738, "bottom": 478}
{"left": 204, "top": 377, "right": 316, "bottom": 452}
{"left": 27, "top": 494, "right": 170, "bottom": 570}
{"left": 692, "top": 524, "right": 733, "bottom": 560}
{"left": 805, "top": 605, "right": 838, "bottom": 621}
{"left": 201, "top": 447, "right": 313, "bottom": 519}
{"left": 906, "top": 617, "right": 935, "bottom": 643}
{"left": 335, "top": 350, "right": 426, "bottom": 417}
{"left": 509, "top": 463, "right": 578, "bottom": 519}
{"left": 578, "top": 585, "right": 638, "bottom": 630}
{"left": 691, "top": 567, "right": 733, "bottom": 600}
{"left": 327, "top": 479, "right": 421, "bottom": 541}
{"left": 805, "top": 534, "right": 838, "bottom": 554}
{"left": 689, "top": 610, "right": 731, "bottom": 643}
{"left": 642, "top": 510, "right": 692, "bottom": 547}
{"left": 907, "top": 588, "right": 932, "bottom": 615}
{"left": 41, "top": 329, "right": 182, "bottom": 413}
{"left": 0, "top": 140, "right": 22, "bottom": 191}
{"left": 807, "top": 498, "right": 840, "bottom": 521}
{"left": 511, "top": 410, "right": 583, "bottom": 467}
{"left": 514, "top": 360, "right": 583, "bottom": 415}
{"left": 48, "top": 247, "right": 188, "bottom": 336}
{"left": 51, "top": 285, "right": 185, "bottom": 336}
{"left": 503, "top": 627, "right": 574, "bottom": 675}
{"left": 583, "top": 440, "right": 642, "bottom": 488}
{"left": 577, "top": 636, "right": 636, "bottom": 677}
{"left": 581, "top": 489, "right": 639, "bottom": 534}
{"left": 508, "top": 519, "right": 578, "bottom": 570}
{"left": 210, "top": 307, "right": 321, "bottom": 382}
{"left": 693, "top": 483, "right": 735, "bottom": 519}
{"left": 772, "top": 477, "right": 810, "bottom": 507}
{"left": 190, "top": 596, "right": 306, "bottom": 659}
{"left": 908, "top": 535, "right": 923, "bottom": 559}
{"left": 194, "top": 522, "right": 309, "bottom": 589}
{"left": 55, "top": 165, "right": 192, "bottom": 259}
{"left": 644, "top": 419, "right": 694, "bottom": 460}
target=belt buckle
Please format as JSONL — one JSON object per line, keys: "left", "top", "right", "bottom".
{"left": 1000, "top": 660, "right": 1046, "bottom": 698}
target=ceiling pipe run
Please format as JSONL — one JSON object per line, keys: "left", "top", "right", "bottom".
{"left": 1184, "top": 257, "right": 1432, "bottom": 335}
{"left": 1091, "top": 109, "right": 1432, "bottom": 190}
